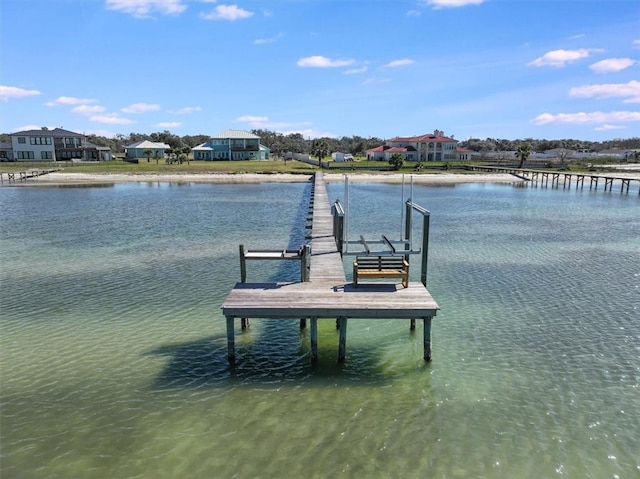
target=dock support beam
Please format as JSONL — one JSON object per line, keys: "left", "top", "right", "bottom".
{"left": 310, "top": 317, "right": 318, "bottom": 361}
{"left": 423, "top": 317, "right": 432, "bottom": 361}
{"left": 338, "top": 317, "right": 348, "bottom": 362}
{"left": 226, "top": 316, "right": 236, "bottom": 364}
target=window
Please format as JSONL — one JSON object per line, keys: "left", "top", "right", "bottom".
{"left": 41, "top": 151, "right": 53, "bottom": 159}
{"left": 59, "top": 151, "right": 82, "bottom": 159}
{"left": 18, "top": 137, "right": 26, "bottom": 144}
{"left": 30, "top": 137, "right": 52, "bottom": 145}
{"left": 17, "top": 151, "right": 35, "bottom": 159}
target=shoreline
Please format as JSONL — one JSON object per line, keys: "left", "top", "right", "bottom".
{"left": 5, "top": 171, "right": 531, "bottom": 186}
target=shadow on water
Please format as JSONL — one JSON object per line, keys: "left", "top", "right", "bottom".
{"left": 146, "top": 180, "right": 427, "bottom": 388}
{"left": 146, "top": 327, "right": 426, "bottom": 390}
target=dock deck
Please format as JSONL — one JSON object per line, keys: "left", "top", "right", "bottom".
{"left": 221, "top": 172, "right": 439, "bottom": 363}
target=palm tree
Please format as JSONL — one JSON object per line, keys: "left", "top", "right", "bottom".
{"left": 515, "top": 143, "right": 531, "bottom": 168}
{"left": 312, "top": 139, "right": 329, "bottom": 164}
{"left": 143, "top": 149, "right": 152, "bottom": 163}
{"left": 389, "top": 152, "right": 404, "bottom": 170}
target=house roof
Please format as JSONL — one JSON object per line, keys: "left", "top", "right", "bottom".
{"left": 10, "top": 127, "right": 84, "bottom": 138}
{"left": 366, "top": 145, "right": 416, "bottom": 153}
{"left": 125, "top": 140, "right": 170, "bottom": 149}
{"left": 389, "top": 133, "right": 457, "bottom": 143}
{"left": 192, "top": 143, "right": 214, "bottom": 151}
{"left": 211, "top": 129, "right": 260, "bottom": 140}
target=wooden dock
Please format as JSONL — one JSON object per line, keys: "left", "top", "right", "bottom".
{"left": 221, "top": 172, "right": 439, "bottom": 363}
{"left": 0, "top": 168, "right": 60, "bottom": 184}
{"left": 467, "top": 165, "right": 640, "bottom": 194}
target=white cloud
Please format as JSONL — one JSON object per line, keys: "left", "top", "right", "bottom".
{"left": 527, "top": 48, "right": 597, "bottom": 67}
{"left": 594, "top": 124, "right": 626, "bottom": 131}
{"left": 200, "top": 4, "right": 254, "bottom": 21}
{"left": 297, "top": 56, "right": 355, "bottom": 68}
{"left": 236, "top": 115, "right": 269, "bottom": 125}
{"left": 531, "top": 111, "right": 640, "bottom": 125}
{"left": 90, "top": 114, "right": 134, "bottom": 125}
{"left": 72, "top": 105, "right": 106, "bottom": 115}
{"left": 0, "top": 85, "right": 41, "bottom": 101}
{"left": 254, "top": 33, "right": 284, "bottom": 45}
{"left": 385, "top": 59, "right": 415, "bottom": 68}
{"left": 421, "top": 0, "right": 484, "bottom": 8}
{"left": 569, "top": 80, "right": 640, "bottom": 104}
{"left": 121, "top": 103, "right": 161, "bottom": 113}
{"left": 633, "top": 39, "right": 640, "bottom": 48}
{"left": 170, "top": 106, "right": 202, "bottom": 114}
{"left": 343, "top": 66, "right": 368, "bottom": 75}
{"left": 407, "top": 9, "right": 421, "bottom": 16}
{"left": 46, "top": 96, "right": 98, "bottom": 106}
{"left": 363, "top": 77, "right": 392, "bottom": 85}
{"left": 84, "top": 129, "right": 118, "bottom": 138}
{"left": 155, "top": 122, "right": 181, "bottom": 128}
{"left": 235, "top": 115, "right": 313, "bottom": 131}
{"left": 589, "top": 58, "right": 637, "bottom": 73}
{"left": 105, "top": 0, "right": 186, "bottom": 18}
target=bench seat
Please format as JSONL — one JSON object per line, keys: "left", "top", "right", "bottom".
{"left": 353, "top": 255, "right": 409, "bottom": 288}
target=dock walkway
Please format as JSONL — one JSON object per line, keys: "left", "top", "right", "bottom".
{"left": 467, "top": 165, "right": 640, "bottom": 194}
{"left": 221, "top": 172, "right": 439, "bottom": 363}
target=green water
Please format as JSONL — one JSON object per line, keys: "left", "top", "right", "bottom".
{"left": 1, "top": 181, "right": 638, "bottom": 478}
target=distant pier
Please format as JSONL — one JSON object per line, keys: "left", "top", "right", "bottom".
{"left": 0, "top": 168, "right": 60, "bottom": 184}
{"left": 221, "top": 172, "right": 439, "bottom": 364}
{"left": 467, "top": 165, "right": 640, "bottom": 194}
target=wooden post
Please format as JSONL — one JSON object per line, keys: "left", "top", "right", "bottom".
{"left": 423, "top": 317, "right": 432, "bottom": 361}
{"left": 239, "top": 244, "right": 247, "bottom": 283}
{"left": 410, "top": 319, "right": 416, "bottom": 330}
{"left": 239, "top": 245, "right": 249, "bottom": 328}
{"left": 226, "top": 316, "right": 236, "bottom": 363}
{"left": 338, "top": 317, "right": 347, "bottom": 362}
{"left": 421, "top": 212, "right": 430, "bottom": 287}
{"left": 301, "top": 244, "right": 311, "bottom": 282}
{"left": 310, "top": 317, "right": 318, "bottom": 361}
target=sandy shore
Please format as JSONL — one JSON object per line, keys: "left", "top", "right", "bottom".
{"left": 8, "top": 171, "right": 530, "bottom": 186}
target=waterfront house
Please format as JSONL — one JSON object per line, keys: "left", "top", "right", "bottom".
{"left": 8, "top": 127, "right": 112, "bottom": 161}
{"left": 367, "top": 130, "right": 458, "bottom": 162}
{"left": 124, "top": 140, "right": 170, "bottom": 160}
{"left": 192, "top": 129, "right": 270, "bottom": 160}
{"left": 0, "top": 140, "right": 14, "bottom": 161}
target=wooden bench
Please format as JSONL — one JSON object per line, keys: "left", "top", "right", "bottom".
{"left": 353, "top": 255, "right": 409, "bottom": 288}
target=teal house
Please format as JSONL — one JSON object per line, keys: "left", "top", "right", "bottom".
{"left": 192, "top": 129, "right": 270, "bottom": 160}
{"left": 125, "top": 140, "right": 171, "bottom": 160}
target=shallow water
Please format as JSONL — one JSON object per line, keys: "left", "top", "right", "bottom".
{"left": 1, "top": 180, "right": 638, "bottom": 478}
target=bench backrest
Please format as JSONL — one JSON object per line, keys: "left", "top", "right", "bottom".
{"left": 355, "top": 256, "right": 406, "bottom": 269}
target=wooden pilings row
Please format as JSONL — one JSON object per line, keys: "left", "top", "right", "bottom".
{"left": 226, "top": 316, "right": 433, "bottom": 364}
{"left": 467, "top": 166, "right": 640, "bottom": 194}
{"left": 0, "top": 168, "right": 59, "bottom": 184}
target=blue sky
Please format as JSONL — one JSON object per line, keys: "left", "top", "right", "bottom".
{"left": 1, "top": 0, "right": 639, "bottom": 141}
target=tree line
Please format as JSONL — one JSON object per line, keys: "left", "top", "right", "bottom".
{"left": 460, "top": 137, "right": 640, "bottom": 153}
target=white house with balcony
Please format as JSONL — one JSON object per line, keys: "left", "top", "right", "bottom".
{"left": 367, "top": 130, "right": 459, "bottom": 162}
